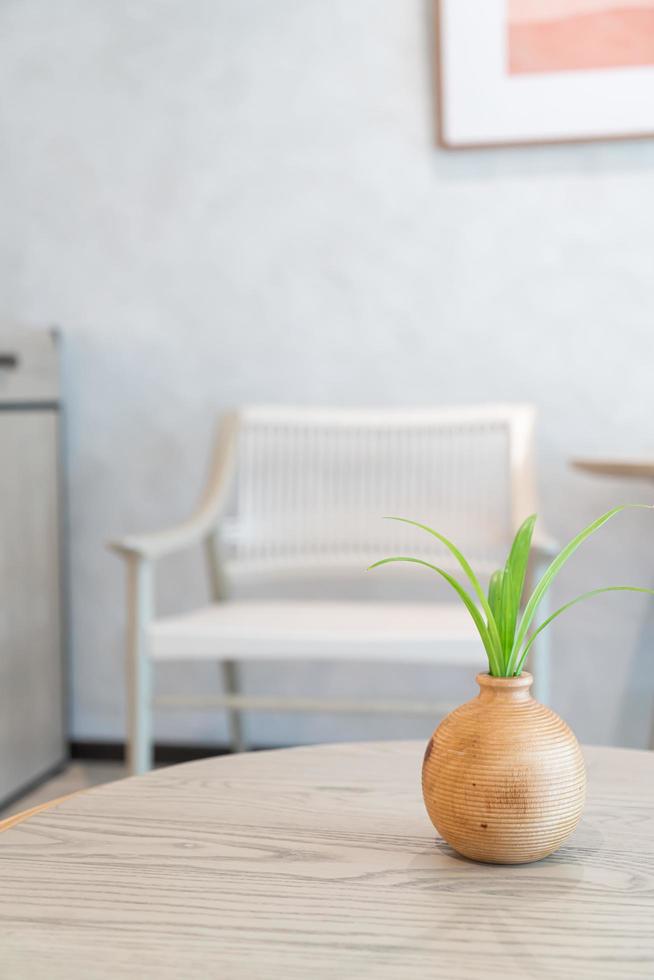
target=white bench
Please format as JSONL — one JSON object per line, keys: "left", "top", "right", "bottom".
{"left": 111, "top": 404, "right": 554, "bottom": 774}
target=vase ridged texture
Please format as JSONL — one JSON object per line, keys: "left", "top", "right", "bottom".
{"left": 422, "top": 672, "right": 586, "bottom": 864}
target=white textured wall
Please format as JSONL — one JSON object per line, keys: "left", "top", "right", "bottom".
{"left": 2, "top": 0, "right": 654, "bottom": 748}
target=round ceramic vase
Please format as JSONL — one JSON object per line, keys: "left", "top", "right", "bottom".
{"left": 422, "top": 672, "right": 586, "bottom": 864}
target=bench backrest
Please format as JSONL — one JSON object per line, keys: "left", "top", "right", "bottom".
{"left": 221, "top": 404, "right": 537, "bottom": 575}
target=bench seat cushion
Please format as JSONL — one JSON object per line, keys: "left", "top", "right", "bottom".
{"left": 148, "top": 600, "right": 484, "bottom": 665}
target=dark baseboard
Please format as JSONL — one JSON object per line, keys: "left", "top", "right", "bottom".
{"left": 69, "top": 740, "right": 275, "bottom": 764}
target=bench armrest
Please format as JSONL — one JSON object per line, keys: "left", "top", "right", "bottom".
{"left": 109, "top": 517, "right": 214, "bottom": 560}
{"left": 108, "top": 413, "right": 239, "bottom": 563}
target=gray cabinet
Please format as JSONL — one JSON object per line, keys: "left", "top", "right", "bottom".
{"left": 0, "top": 331, "right": 66, "bottom": 804}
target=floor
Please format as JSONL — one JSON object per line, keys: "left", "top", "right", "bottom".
{"left": 0, "top": 762, "right": 126, "bottom": 820}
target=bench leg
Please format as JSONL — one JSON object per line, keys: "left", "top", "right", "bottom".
{"left": 529, "top": 584, "right": 551, "bottom": 706}
{"left": 530, "top": 627, "right": 550, "bottom": 706}
{"left": 126, "top": 556, "right": 154, "bottom": 775}
{"left": 221, "top": 660, "right": 245, "bottom": 753}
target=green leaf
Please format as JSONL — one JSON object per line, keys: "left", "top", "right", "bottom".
{"left": 514, "top": 586, "right": 654, "bottom": 675}
{"left": 488, "top": 568, "right": 511, "bottom": 671}
{"left": 384, "top": 517, "right": 504, "bottom": 668}
{"left": 508, "top": 504, "right": 654, "bottom": 676}
{"left": 488, "top": 570, "right": 504, "bottom": 621}
{"left": 368, "top": 556, "right": 502, "bottom": 675}
{"left": 502, "top": 514, "right": 536, "bottom": 662}
{"left": 499, "top": 564, "right": 514, "bottom": 667}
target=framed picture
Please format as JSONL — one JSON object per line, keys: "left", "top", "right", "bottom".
{"left": 436, "top": 0, "right": 654, "bottom": 148}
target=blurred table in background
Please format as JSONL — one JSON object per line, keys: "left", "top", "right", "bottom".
{"left": 572, "top": 457, "right": 654, "bottom": 481}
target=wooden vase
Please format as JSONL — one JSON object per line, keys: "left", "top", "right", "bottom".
{"left": 422, "top": 672, "right": 586, "bottom": 864}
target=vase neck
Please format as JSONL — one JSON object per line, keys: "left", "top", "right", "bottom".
{"left": 476, "top": 672, "right": 533, "bottom": 704}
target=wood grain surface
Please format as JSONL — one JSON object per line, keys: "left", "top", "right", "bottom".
{"left": 0, "top": 791, "right": 80, "bottom": 833}
{"left": 1, "top": 742, "right": 653, "bottom": 979}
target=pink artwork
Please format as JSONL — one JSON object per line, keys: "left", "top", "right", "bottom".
{"left": 508, "top": 0, "right": 654, "bottom": 75}
{"left": 438, "top": 0, "right": 654, "bottom": 147}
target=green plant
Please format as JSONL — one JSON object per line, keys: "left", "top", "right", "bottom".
{"left": 369, "top": 505, "right": 654, "bottom": 677}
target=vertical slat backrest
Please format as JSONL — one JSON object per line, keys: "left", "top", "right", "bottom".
{"left": 224, "top": 405, "right": 536, "bottom": 573}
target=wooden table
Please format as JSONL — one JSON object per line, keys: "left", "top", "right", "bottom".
{"left": 572, "top": 457, "right": 654, "bottom": 481}
{"left": 2, "top": 742, "right": 653, "bottom": 979}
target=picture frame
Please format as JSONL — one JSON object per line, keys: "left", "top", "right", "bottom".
{"left": 436, "top": 0, "right": 654, "bottom": 149}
